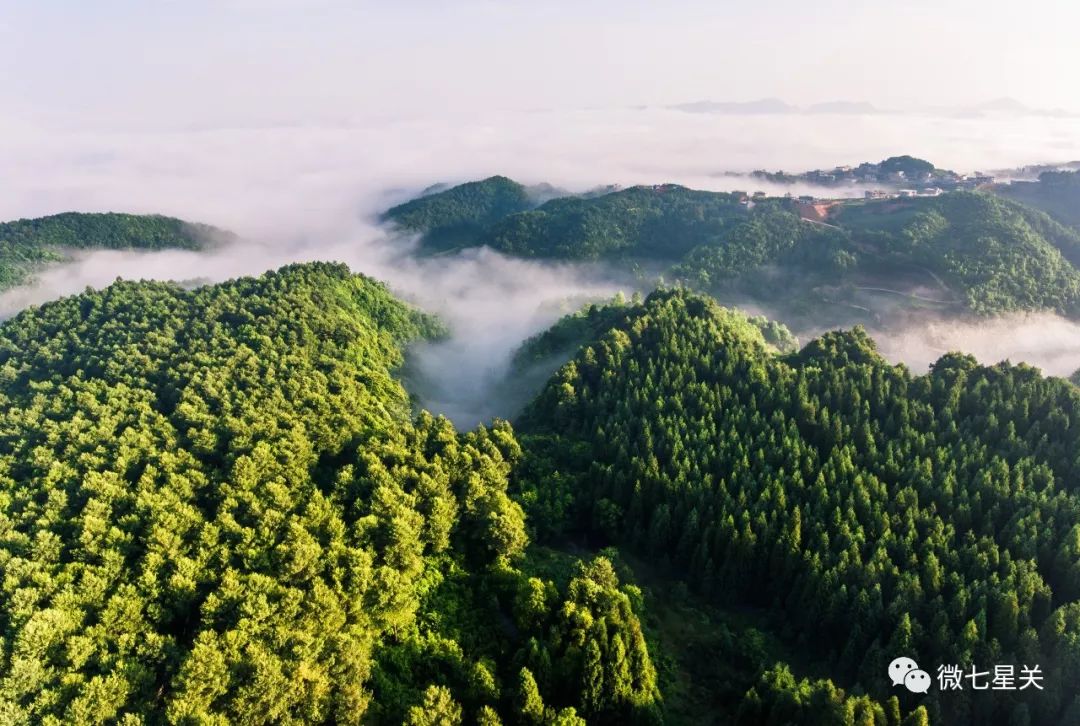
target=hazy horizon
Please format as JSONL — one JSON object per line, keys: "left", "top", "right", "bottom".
{"left": 3, "top": 0, "right": 1080, "bottom": 424}
{"left": 5, "top": 1, "right": 1080, "bottom": 129}
{"left": 3, "top": 7, "right": 1080, "bottom": 726}
{"left": 3, "top": 104, "right": 1080, "bottom": 426}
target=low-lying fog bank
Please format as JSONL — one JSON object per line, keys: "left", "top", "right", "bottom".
{"left": 3, "top": 235, "right": 1078, "bottom": 428}
{"left": 3, "top": 108, "right": 1080, "bottom": 425}
{"left": 870, "top": 312, "right": 1080, "bottom": 378}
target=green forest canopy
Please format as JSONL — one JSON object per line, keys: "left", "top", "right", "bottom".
{"left": 0, "top": 212, "right": 225, "bottom": 291}
{"left": 878, "top": 156, "right": 937, "bottom": 178}
{"left": 514, "top": 288, "right": 1080, "bottom": 725}
{"left": 831, "top": 192, "right": 1080, "bottom": 315}
{"left": 382, "top": 178, "right": 1080, "bottom": 318}
{"left": 0, "top": 263, "right": 661, "bottom": 725}
{"left": 0, "top": 263, "right": 1077, "bottom": 724}
{"left": 997, "top": 170, "right": 1080, "bottom": 230}
{"left": 381, "top": 176, "right": 535, "bottom": 251}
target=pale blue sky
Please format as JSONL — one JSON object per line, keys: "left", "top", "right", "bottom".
{"left": 2, "top": 0, "right": 1079, "bottom": 126}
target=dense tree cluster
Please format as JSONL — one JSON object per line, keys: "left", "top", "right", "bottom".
{"left": 383, "top": 179, "right": 1080, "bottom": 319}
{"left": 382, "top": 177, "right": 535, "bottom": 251}
{"left": 667, "top": 202, "right": 820, "bottom": 285}
{"left": 878, "top": 156, "right": 937, "bottom": 179}
{"left": 483, "top": 186, "right": 752, "bottom": 261}
{"left": 737, "top": 664, "right": 909, "bottom": 726}
{"left": 0, "top": 212, "right": 224, "bottom": 291}
{"left": 512, "top": 295, "right": 798, "bottom": 379}
{"left": 0, "top": 263, "right": 443, "bottom": 722}
{"left": 370, "top": 548, "right": 661, "bottom": 725}
{"left": 836, "top": 193, "right": 1080, "bottom": 315}
{"left": 510, "top": 295, "right": 642, "bottom": 371}
{"left": 0, "top": 263, "right": 664, "bottom": 724}
{"left": 998, "top": 170, "right": 1080, "bottom": 232}
{"left": 2, "top": 257, "right": 1079, "bottom": 724}
{"left": 515, "top": 289, "right": 1080, "bottom": 725}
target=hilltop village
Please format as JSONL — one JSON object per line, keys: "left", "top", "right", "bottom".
{"left": 749, "top": 154, "right": 996, "bottom": 192}
{"left": 735, "top": 155, "right": 1003, "bottom": 222}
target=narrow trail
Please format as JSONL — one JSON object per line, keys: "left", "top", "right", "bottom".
{"left": 853, "top": 286, "right": 956, "bottom": 304}
{"left": 800, "top": 218, "right": 843, "bottom": 231}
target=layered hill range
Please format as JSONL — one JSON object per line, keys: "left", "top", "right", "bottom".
{"left": 383, "top": 169, "right": 1080, "bottom": 328}
{"left": 0, "top": 263, "right": 1078, "bottom": 725}
{"left": 997, "top": 169, "right": 1080, "bottom": 230}
{"left": 0, "top": 166, "right": 1079, "bottom": 723}
{"left": 0, "top": 212, "right": 231, "bottom": 293}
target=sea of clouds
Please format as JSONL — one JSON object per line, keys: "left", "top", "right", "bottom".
{"left": 2, "top": 107, "right": 1079, "bottom": 424}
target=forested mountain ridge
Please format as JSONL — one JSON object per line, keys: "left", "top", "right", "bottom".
{"left": 511, "top": 293, "right": 798, "bottom": 378}
{"left": 0, "top": 211, "right": 226, "bottom": 291}
{"left": 381, "top": 176, "right": 535, "bottom": 251}
{"left": 0, "top": 263, "right": 662, "bottom": 725}
{"left": 832, "top": 192, "right": 1080, "bottom": 315}
{"left": 2, "top": 260, "right": 1078, "bottom": 724}
{"left": 514, "top": 289, "right": 1080, "bottom": 725}
{"left": 997, "top": 170, "right": 1080, "bottom": 231}
{"left": 0, "top": 263, "right": 443, "bottom": 723}
{"left": 483, "top": 185, "right": 752, "bottom": 261}
{"left": 383, "top": 179, "right": 1080, "bottom": 319}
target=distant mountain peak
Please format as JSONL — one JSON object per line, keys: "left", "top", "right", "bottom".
{"left": 806, "top": 100, "right": 879, "bottom": 115}
{"left": 974, "top": 97, "right": 1031, "bottom": 113}
{"left": 670, "top": 98, "right": 881, "bottom": 115}
{"left": 960, "top": 97, "right": 1076, "bottom": 118}
{"left": 670, "top": 98, "right": 797, "bottom": 114}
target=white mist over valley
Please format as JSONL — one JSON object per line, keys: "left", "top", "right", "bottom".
{"left": 3, "top": 107, "right": 1080, "bottom": 425}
